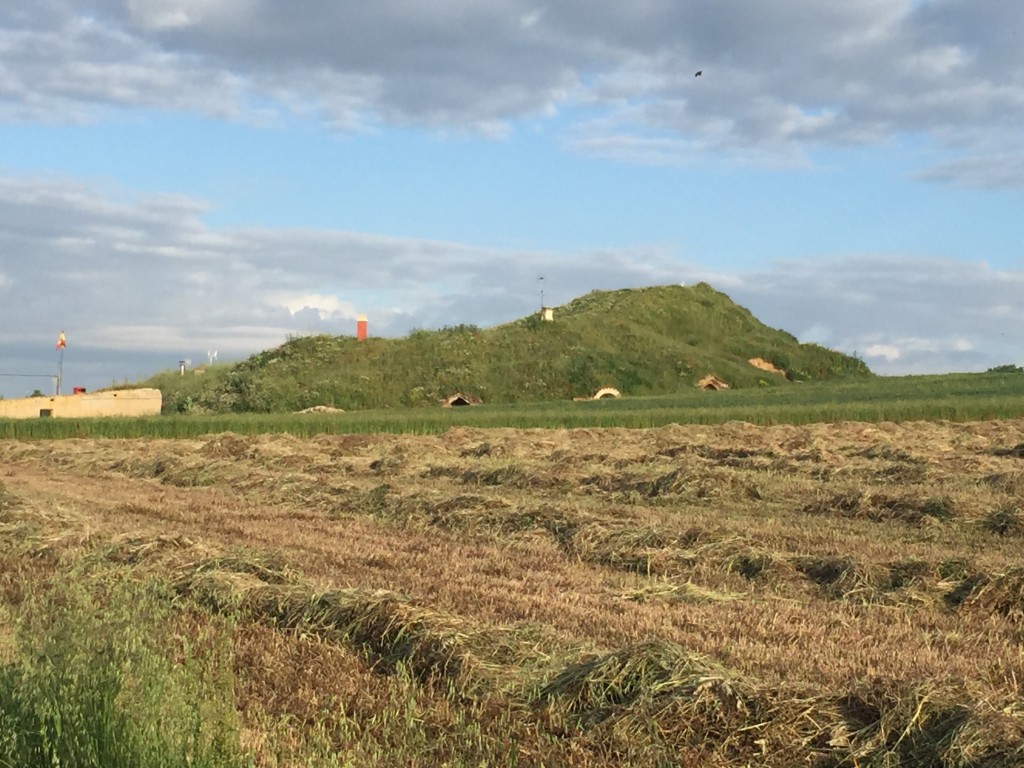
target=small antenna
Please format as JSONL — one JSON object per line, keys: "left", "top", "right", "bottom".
{"left": 539, "top": 275, "right": 545, "bottom": 310}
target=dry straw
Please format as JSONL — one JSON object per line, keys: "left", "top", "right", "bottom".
{"left": 175, "top": 559, "right": 534, "bottom": 693}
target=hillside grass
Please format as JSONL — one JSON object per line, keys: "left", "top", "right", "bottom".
{"left": 3, "top": 370, "right": 1023, "bottom": 439}
{"left": 141, "top": 283, "right": 871, "bottom": 414}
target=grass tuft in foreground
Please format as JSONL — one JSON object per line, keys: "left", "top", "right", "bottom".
{"left": 0, "top": 575, "right": 250, "bottom": 768}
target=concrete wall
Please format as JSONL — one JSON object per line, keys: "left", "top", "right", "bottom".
{"left": 0, "top": 388, "right": 162, "bottom": 420}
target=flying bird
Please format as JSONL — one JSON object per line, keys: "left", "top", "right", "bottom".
{"left": 694, "top": 70, "right": 702, "bottom": 77}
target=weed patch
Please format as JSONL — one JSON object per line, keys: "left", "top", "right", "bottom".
{"left": 0, "top": 575, "right": 247, "bottom": 768}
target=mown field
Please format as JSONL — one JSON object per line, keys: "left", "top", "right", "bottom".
{"left": 2, "top": 416, "right": 1024, "bottom": 766}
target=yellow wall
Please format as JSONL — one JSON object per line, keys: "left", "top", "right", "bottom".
{"left": 0, "top": 389, "right": 162, "bottom": 420}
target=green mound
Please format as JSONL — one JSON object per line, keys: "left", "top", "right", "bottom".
{"left": 145, "top": 283, "right": 870, "bottom": 413}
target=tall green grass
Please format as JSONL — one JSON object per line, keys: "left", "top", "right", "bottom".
{"left": 3, "top": 372, "right": 1023, "bottom": 440}
{"left": 0, "top": 576, "right": 249, "bottom": 768}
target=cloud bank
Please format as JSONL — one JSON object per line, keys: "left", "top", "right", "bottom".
{"left": 1, "top": 175, "right": 1020, "bottom": 396}
{"left": 3, "top": 1, "right": 1024, "bottom": 185}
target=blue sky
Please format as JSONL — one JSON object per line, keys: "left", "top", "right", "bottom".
{"left": 1, "top": 1, "right": 1022, "bottom": 397}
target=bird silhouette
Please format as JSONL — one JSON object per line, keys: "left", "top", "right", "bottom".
{"left": 694, "top": 70, "right": 702, "bottom": 77}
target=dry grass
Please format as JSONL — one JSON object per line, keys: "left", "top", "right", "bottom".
{"left": 3, "top": 419, "right": 1024, "bottom": 765}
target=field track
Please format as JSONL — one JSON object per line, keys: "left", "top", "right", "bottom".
{"left": 3, "top": 418, "right": 1024, "bottom": 766}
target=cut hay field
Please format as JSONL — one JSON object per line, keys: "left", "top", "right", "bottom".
{"left": 3, "top": 419, "right": 1024, "bottom": 766}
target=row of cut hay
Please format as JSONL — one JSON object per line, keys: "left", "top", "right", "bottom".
{"left": 536, "top": 640, "right": 761, "bottom": 737}
{"left": 325, "top": 481, "right": 1024, "bottom": 618}
{"left": 557, "top": 522, "right": 712, "bottom": 575}
{"left": 615, "top": 578, "right": 743, "bottom": 605}
{"left": 101, "top": 533, "right": 293, "bottom": 587}
{"left": 579, "top": 467, "right": 694, "bottom": 497}
{"left": 577, "top": 465, "right": 757, "bottom": 504}
{"left": 456, "top": 462, "right": 557, "bottom": 491}
{"left": 539, "top": 640, "right": 761, "bottom": 740}
{"left": 0, "top": 490, "right": 100, "bottom": 564}
{"left": 198, "top": 432, "right": 257, "bottom": 460}
{"left": 945, "top": 567, "right": 1024, "bottom": 624}
{"left": 791, "top": 555, "right": 937, "bottom": 603}
{"left": 104, "top": 452, "right": 226, "bottom": 488}
{"left": 356, "top": 483, "right": 573, "bottom": 540}
{"left": 0, "top": 481, "right": 19, "bottom": 517}
{"left": 551, "top": 518, "right": 946, "bottom": 604}
{"left": 817, "top": 679, "right": 1024, "bottom": 768}
{"left": 589, "top": 545, "right": 945, "bottom": 605}
{"left": 535, "top": 640, "right": 1024, "bottom": 766}
{"left": 105, "top": 532, "right": 200, "bottom": 565}
{"left": 420, "top": 460, "right": 561, "bottom": 491}
{"left": 563, "top": 514, "right": 1024, "bottom": 614}
{"left": 802, "top": 489, "right": 956, "bottom": 525}
{"left": 101, "top": 437, "right": 326, "bottom": 497}
{"left": 979, "top": 506, "right": 1023, "bottom": 536}
{"left": 67, "top": 530, "right": 1024, "bottom": 766}
{"left": 418, "top": 497, "right": 554, "bottom": 536}
{"left": 0, "top": 485, "right": 53, "bottom": 606}
{"left": 982, "top": 469, "right": 1024, "bottom": 496}
{"left": 173, "top": 561, "right": 536, "bottom": 693}
{"left": 0, "top": 482, "right": 26, "bottom": 553}
{"left": 0, "top": 437, "right": 297, "bottom": 506}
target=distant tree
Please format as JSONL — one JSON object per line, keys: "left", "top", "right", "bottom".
{"left": 28, "top": 389, "right": 44, "bottom": 397}
{"left": 986, "top": 364, "right": 1024, "bottom": 374}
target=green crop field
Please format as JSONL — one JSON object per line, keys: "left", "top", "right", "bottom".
{"left": 3, "top": 371, "right": 1023, "bottom": 440}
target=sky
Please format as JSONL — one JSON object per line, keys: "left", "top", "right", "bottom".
{"left": 1, "top": 0, "right": 1022, "bottom": 397}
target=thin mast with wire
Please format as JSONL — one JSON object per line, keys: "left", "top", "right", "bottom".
{"left": 55, "top": 330, "right": 67, "bottom": 395}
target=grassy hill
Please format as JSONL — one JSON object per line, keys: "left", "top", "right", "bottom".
{"left": 145, "top": 283, "right": 872, "bottom": 414}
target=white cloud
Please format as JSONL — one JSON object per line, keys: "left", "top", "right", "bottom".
{"left": 277, "top": 293, "right": 357, "bottom": 321}
{"left": 865, "top": 344, "right": 902, "bottom": 361}
{"left": 1, "top": 174, "right": 1022, "bottom": 397}
{"left": 2, "top": 2, "right": 1023, "bottom": 184}
{"left": 519, "top": 9, "right": 545, "bottom": 30}
{"left": 125, "top": 0, "right": 253, "bottom": 30}
{"left": 915, "top": 151, "right": 1024, "bottom": 189}
{"left": 0, "top": 9, "right": 246, "bottom": 121}
{"left": 902, "top": 45, "right": 968, "bottom": 79}
{"left": 87, "top": 323, "right": 287, "bottom": 354}
{"left": 0, "top": 175, "right": 681, "bottom": 384}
